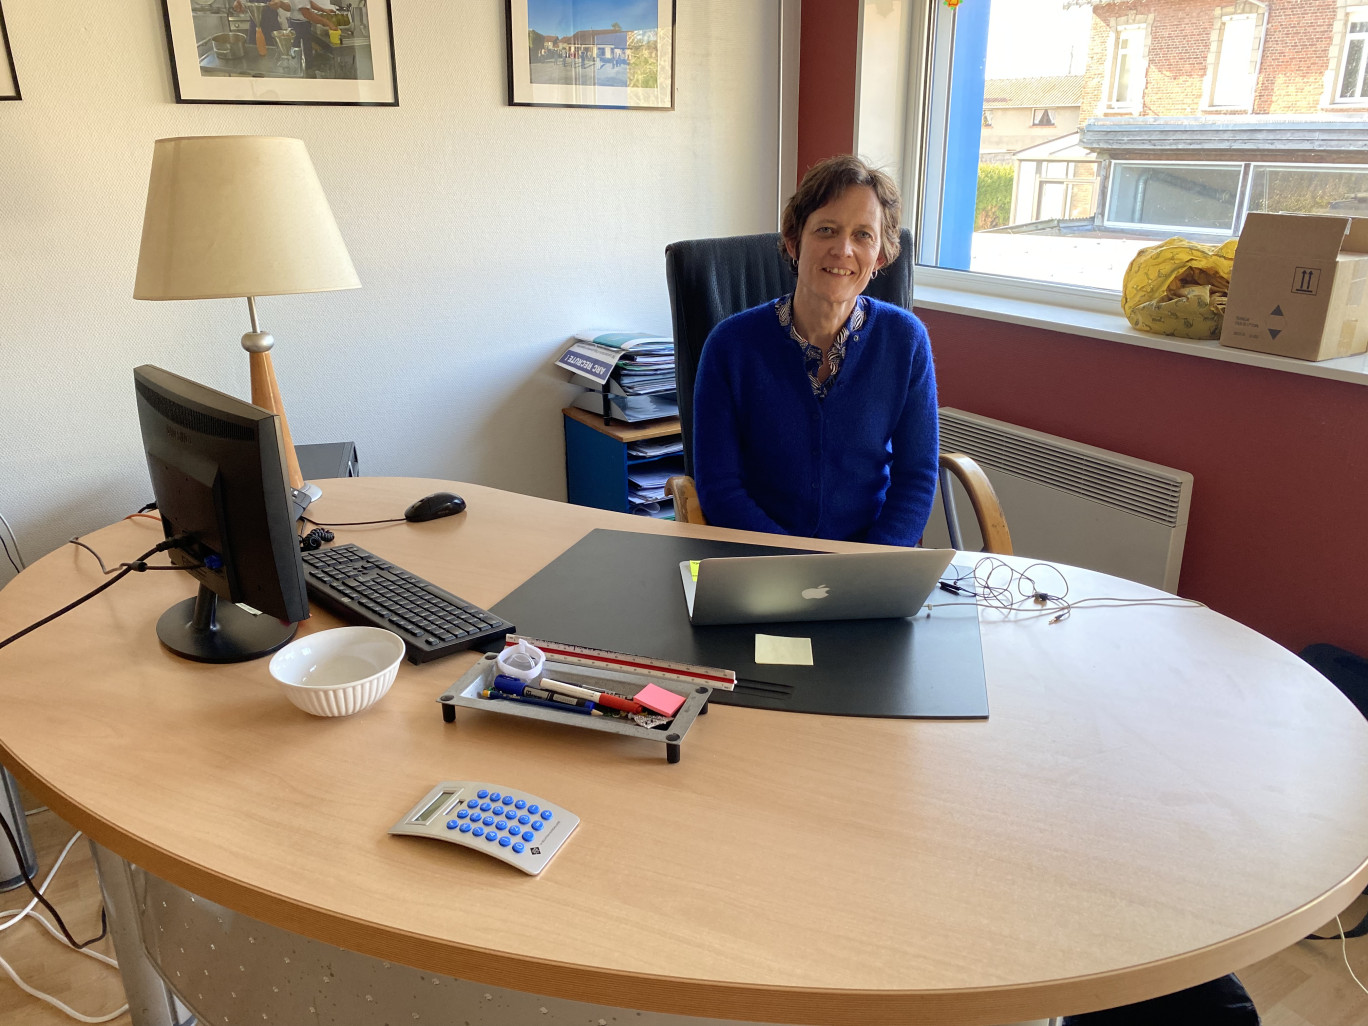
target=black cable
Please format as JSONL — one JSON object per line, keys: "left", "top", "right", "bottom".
{"left": 0, "top": 533, "right": 19, "bottom": 575}
{"left": 0, "top": 812, "right": 108, "bottom": 950}
{"left": 69, "top": 537, "right": 202, "bottom": 576}
{"left": 0, "top": 537, "right": 189, "bottom": 653}
{"left": 302, "top": 515, "right": 407, "bottom": 528}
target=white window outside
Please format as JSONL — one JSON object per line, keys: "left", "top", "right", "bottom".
{"left": 1338, "top": 8, "right": 1368, "bottom": 101}
{"left": 1032, "top": 108, "right": 1055, "bottom": 127}
{"left": 1211, "top": 13, "right": 1257, "bottom": 108}
{"left": 1109, "top": 24, "right": 1146, "bottom": 110}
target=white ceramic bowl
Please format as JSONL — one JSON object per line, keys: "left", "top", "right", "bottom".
{"left": 268, "top": 626, "right": 406, "bottom": 717}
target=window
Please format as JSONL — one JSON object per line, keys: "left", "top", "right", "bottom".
{"left": 1109, "top": 24, "right": 1146, "bottom": 110}
{"left": 1104, "top": 163, "right": 1243, "bottom": 233}
{"left": 982, "top": 110, "right": 993, "bottom": 127}
{"left": 1210, "top": 13, "right": 1257, "bottom": 108}
{"left": 1031, "top": 108, "right": 1055, "bottom": 127}
{"left": 1338, "top": 8, "right": 1368, "bottom": 102}
{"left": 862, "top": 1, "right": 1368, "bottom": 295}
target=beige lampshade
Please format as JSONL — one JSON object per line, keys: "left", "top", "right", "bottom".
{"left": 134, "top": 136, "right": 360, "bottom": 301}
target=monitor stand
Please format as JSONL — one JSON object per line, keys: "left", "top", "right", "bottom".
{"left": 157, "top": 583, "right": 297, "bottom": 663}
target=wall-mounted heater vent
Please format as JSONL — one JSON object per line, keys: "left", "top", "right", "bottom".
{"left": 923, "top": 408, "right": 1193, "bottom": 593}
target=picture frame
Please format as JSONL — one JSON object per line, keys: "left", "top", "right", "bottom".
{"left": 0, "top": 3, "right": 20, "bottom": 101}
{"left": 506, "top": 0, "right": 674, "bottom": 110}
{"left": 159, "top": 1, "right": 398, "bottom": 106}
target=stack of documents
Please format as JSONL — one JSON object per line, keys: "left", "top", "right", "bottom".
{"left": 627, "top": 458, "right": 684, "bottom": 518}
{"left": 556, "top": 330, "right": 678, "bottom": 423}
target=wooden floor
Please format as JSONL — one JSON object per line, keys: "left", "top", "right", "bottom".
{"left": 1, "top": 798, "right": 1364, "bottom": 1026}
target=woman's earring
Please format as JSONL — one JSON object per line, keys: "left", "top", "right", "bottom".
{"left": 870, "top": 268, "right": 880, "bottom": 280}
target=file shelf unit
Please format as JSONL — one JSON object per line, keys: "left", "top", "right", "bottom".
{"left": 562, "top": 407, "right": 682, "bottom": 518}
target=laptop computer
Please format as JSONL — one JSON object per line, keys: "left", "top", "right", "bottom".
{"left": 678, "top": 548, "right": 956, "bottom": 626}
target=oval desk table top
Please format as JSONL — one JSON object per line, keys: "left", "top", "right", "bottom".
{"left": 1, "top": 477, "right": 1366, "bottom": 1026}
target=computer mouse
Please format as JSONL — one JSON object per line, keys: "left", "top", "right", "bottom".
{"left": 404, "top": 491, "right": 467, "bottom": 523}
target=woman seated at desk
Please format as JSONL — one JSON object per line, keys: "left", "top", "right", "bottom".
{"left": 692, "top": 154, "right": 938, "bottom": 547}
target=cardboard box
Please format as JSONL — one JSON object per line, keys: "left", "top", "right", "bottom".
{"left": 1220, "top": 213, "right": 1368, "bottom": 361}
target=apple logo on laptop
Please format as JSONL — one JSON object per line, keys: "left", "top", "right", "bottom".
{"left": 801, "top": 584, "right": 830, "bottom": 600}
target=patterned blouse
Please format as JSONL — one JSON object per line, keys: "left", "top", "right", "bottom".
{"left": 775, "top": 294, "right": 868, "bottom": 398}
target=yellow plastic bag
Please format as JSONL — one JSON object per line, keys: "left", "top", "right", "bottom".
{"left": 1120, "top": 237, "right": 1238, "bottom": 340}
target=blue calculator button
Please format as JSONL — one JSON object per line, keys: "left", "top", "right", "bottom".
{"left": 495, "top": 820, "right": 507, "bottom": 832}
{"left": 476, "top": 789, "right": 489, "bottom": 799}
{"left": 499, "top": 836, "right": 512, "bottom": 847}
{"left": 527, "top": 805, "right": 540, "bottom": 815}
{"left": 492, "top": 806, "right": 504, "bottom": 816}
{"left": 466, "top": 799, "right": 479, "bottom": 809}
{"left": 472, "top": 827, "right": 485, "bottom": 837}
{"left": 540, "top": 809, "right": 554, "bottom": 820}
{"left": 504, "top": 809, "right": 517, "bottom": 820}
{"left": 480, "top": 801, "right": 492, "bottom": 812}
{"left": 489, "top": 792, "right": 501, "bottom": 802}
{"left": 512, "top": 842, "right": 525, "bottom": 853}
{"left": 459, "top": 822, "right": 473, "bottom": 834}
{"left": 456, "top": 809, "right": 469, "bottom": 820}
{"left": 446, "top": 819, "right": 460, "bottom": 830}
{"left": 521, "top": 831, "right": 535, "bottom": 842}
{"left": 482, "top": 816, "right": 495, "bottom": 827}
{"left": 514, "top": 800, "right": 527, "bottom": 810}
{"left": 485, "top": 831, "right": 498, "bottom": 843}
{"left": 518, "top": 814, "right": 530, "bottom": 825}
{"left": 531, "top": 820, "right": 544, "bottom": 832}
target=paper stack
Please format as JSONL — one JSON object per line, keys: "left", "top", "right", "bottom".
{"left": 557, "top": 330, "right": 678, "bottom": 423}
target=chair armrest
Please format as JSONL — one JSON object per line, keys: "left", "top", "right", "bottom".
{"left": 938, "top": 453, "right": 1013, "bottom": 555}
{"left": 666, "top": 475, "right": 708, "bottom": 525}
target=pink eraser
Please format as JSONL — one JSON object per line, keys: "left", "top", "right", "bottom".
{"left": 634, "top": 683, "right": 685, "bottom": 717}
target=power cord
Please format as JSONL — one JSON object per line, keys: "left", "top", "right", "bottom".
{"left": 0, "top": 817, "right": 128, "bottom": 1023}
{"left": 0, "top": 536, "right": 192, "bottom": 653}
{"left": 0, "top": 510, "right": 25, "bottom": 575}
{"left": 924, "top": 556, "right": 1207, "bottom": 624}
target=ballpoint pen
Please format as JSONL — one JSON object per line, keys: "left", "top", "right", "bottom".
{"left": 480, "top": 688, "right": 603, "bottom": 716}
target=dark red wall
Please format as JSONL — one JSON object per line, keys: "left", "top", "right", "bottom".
{"left": 795, "top": 0, "right": 859, "bottom": 177}
{"left": 798, "top": 7, "right": 1368, "bottom": 656}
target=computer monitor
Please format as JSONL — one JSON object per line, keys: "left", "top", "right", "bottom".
{"left": 133, "top": 365, "right": 310, "bottom": 663}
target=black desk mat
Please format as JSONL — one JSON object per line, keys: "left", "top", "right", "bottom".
{"left": 491, "top": 530, "right": 987, "bottom": 719}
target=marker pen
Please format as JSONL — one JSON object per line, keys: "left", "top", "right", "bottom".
{"left": 540, "top": 677, "right": 645, "bottom": 715}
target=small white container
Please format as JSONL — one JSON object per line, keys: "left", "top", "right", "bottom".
{"left": 269, "top": 626, "right": 405, "bottom": 717}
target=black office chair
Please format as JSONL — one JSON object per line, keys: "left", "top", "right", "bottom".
{"left": 662, "top": 229, "right": 1012, "bottom": 553}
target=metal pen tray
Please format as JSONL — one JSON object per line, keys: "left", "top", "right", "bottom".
{"left": 438, "top": 651, "right": 712, "bottom": 763}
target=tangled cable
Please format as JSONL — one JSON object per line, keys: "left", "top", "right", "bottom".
{"left": 925, "top": 556, "right": 1206, "bottom": 625}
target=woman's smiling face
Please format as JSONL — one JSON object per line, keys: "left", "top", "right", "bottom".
{"left": 787, "top": 184, "right": 887, "bottom": 310}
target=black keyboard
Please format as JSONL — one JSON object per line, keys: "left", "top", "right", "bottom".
{"left": 301, "top": 543, "right": 514, "bottom": 664}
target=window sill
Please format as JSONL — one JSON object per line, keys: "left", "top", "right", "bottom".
{"left": 912, "top": 268, "right": 1368, "bottom": 386}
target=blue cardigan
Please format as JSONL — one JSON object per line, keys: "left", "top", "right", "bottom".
{"left": 693, "top": 298, "right": 939, "bottom": 547}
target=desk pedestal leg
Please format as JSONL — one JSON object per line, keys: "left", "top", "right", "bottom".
{"left": 89, "top": 842, "right": 195, "bottom": 1026}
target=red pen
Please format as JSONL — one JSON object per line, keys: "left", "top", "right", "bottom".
{"left": 540, "top": 677, "right": 645, "bottom": 715}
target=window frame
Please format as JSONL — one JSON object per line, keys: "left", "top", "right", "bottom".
{"left": 1106, "top": 22, "right": 1148, "bottom": 112}
{"left": 1335, "top": 6, "right": 1368, "bottom": 104}
{"left": 874, "top": 0, "right": 1368, "bottom": 384}
{"left": 1031, "top": 107, "right": 1056, "bottom": 127}
{"left": 1207, "top": 10, "right": 1260, "bottom": 110}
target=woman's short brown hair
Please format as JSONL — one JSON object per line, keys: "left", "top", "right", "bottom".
{"left": 779, "top": 154, "right": 902, "bottom": 270}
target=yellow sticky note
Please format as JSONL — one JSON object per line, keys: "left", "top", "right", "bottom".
{"left": 755, "top": 634, "right": 813, "bottom": 666}
{"left": 689, "top": 559, "right": 700, "bottom": 582}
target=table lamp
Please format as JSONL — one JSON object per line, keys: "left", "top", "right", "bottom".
{"left": 133, "top": 135, "right": 360, "bottom": 512}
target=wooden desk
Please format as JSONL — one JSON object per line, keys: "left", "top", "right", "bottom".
{"left": 1, "top": 478, "right": 1366, "bottom": 1025}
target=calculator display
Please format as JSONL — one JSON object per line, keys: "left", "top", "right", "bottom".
{"left": 413, "top": 790, "right": 459, "bottom": 824}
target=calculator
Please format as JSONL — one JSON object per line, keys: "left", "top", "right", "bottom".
{"left": 389, "top": 781, "right": 579, "bottom": 875}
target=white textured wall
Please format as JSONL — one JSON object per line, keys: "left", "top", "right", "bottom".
{"left": 0, "top": 1, "right": 780, "bottom": 585}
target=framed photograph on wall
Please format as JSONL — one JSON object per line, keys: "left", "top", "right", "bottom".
{"left": 159, "top": 1, "right": 398, "bottom": 106}
{"left": 506, "top": 0, "right": 674, "bottom": 110}
{"left": 0, "top": 3, "right": 20, "bottom": 101}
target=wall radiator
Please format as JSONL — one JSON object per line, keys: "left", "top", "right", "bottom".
{"left": 922, "top": 409, "right": 1193, "bottom": 593}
